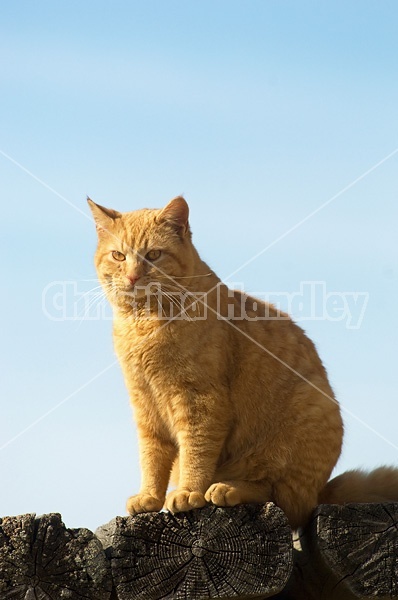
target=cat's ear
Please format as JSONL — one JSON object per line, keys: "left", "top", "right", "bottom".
{"left": 87, "top": 197, "right": 121, "bottom": 234}
{"left": 157, "top": 196, "right": 190, "bottom": 236}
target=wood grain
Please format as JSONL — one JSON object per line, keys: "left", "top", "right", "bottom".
{"left": 2, "top": 503, "right": 398, "bottom": 599}
{"left": 276, "top": 502, "right": 398, "bottom": 599}
{"left": 0, "top": 513, "right": 111, "bottom": 599}
{"left": 96, "top": 503, "right": 292, "bottom": 600}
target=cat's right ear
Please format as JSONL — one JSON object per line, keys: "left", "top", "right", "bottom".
{"left": 87, "top": 197, "right": 121, "bottom": 234}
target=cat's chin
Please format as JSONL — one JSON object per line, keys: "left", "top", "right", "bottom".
{"left": 117, "top": 288, "right": 146, "bottom": 301}
{"left": 116, "top": 283, "right": 158, "bottom": 302}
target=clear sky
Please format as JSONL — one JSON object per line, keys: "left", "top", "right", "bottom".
{"left": 1, "top": 1, "right": 398, "bottom": 531}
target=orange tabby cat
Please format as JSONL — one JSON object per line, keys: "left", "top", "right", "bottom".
{"left": 88, "top": 196, "right": 398, "bottom": 528}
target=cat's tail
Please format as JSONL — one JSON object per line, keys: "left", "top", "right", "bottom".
{"left": 319, "top": 466, "right": 398, "bottom": 505}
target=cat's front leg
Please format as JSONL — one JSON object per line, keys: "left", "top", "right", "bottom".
{"left": 165, "top": 428, "right": 227, "bottom": 513}
{"left": 126, "top": 424, "right": 176, "bottom": 515}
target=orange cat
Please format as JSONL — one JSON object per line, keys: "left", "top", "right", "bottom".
{"left": 89, "top": 196, "right": 398, "bottom": 528}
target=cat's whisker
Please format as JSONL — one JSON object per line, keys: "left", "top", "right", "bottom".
{"left": 157, "top": 277, "right": 207, "bottom": 305}
{"left": 161, "top": 290, "right": 192, "bottom": 321}
{"left": 159, "top": 284, "right": 201, "bottom": 309}
{"left": 155, "top": 274, "right": 209, "bottom": 294}
{"left": 73, "top": 294, "right": 110, "bottom": 333}
{"left": 74, "top": 285, "right": 114, "bottom": 321}
{"left": 78, "top": 282, "right": 113, "bottom": 312}
{"left": 157, "top": 280, "right": 196, "bottom": 294}
{"left": 161, "top": 288, "right": 197, "bottom": 321}
{"left": 155, "top": 295, "right": 167, "bottom": 320}
{"left": 157, "top": 284, "right": 188, "bottom": 301}
{"left": 78, "top": 278, "right": 103, "bottom": 282}
{"left": 77, "top": 284, "right": 108, "bottom": 302}
{"left": 157, "top": 289, "right": 180, "bottom": 311}
{"left": 76, "top": 288, "right": 109, "bottom": 321}
{"left": 162, "top": 294, "right": 199, "bottom": 316}
{"left": 167, "top": 273, "right": 213, "bottom": 279}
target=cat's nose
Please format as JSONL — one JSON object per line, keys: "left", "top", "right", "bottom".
{"left": 127, "top": 274, "right": 140, "bottom": 286}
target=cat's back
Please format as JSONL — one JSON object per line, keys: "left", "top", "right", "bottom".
{"left": 229, "top": 289, "right": 330, "bottom": 389}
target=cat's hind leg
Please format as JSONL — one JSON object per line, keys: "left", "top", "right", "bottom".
{"left": 205, "top": 479, "right": 319, "bottom": 528}
{"left": 205, "top": 479, "right": 272, "bottom": 507}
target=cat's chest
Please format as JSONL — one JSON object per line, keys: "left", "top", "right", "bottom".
{"left": 114, "top": 321, "right": 201, "bottom": 432}
{"left": 113, "top": 316, "right": 230, "bottom": 436}
{"left": 113, "top": 319, "right": 198, "bottom": 387}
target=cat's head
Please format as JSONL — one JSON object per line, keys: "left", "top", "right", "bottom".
{"left": 88, "top": 196, "right": 197, "bottom": 310}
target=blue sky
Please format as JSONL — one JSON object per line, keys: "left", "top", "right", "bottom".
{"left": 1, "top": 1, "right": 398, "bottom": 531}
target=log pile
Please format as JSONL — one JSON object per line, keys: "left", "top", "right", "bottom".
{"left": 0, "top": 503, "right": 397, "bottom": 599}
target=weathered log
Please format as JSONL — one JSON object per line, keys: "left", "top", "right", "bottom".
{"left": 0, "top": 513, "right": 112, "bottom": 599}
{"left": 96, "top": 503, "right": 292, "bottom": 600}
{"left": 276, "top": 502, "right": 398, "bottom": 600}
{"left": 3, "top": 502, "right": 395, "bottom": 599}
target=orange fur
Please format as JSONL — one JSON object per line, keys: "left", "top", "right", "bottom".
{"left": 88, "top": 196, "right": 398, "bottom": 528}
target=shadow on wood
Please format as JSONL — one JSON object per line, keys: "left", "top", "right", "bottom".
{"left": 275, "top": 502, "right": 398, "bottom": 600}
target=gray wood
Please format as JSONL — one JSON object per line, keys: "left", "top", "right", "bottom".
{"left": 273, "top": 540, "right": 359, "bottom": 600}
{"left": 0, "top": 513, "right": 111, "bottom": 599}
{"left": 275, "top": 502, "right": 398, "bottom": 600}
{"left": 316, "top": 503, "right": 398, "bottom": 598}
{"left": 3, "top": 502, "right": 395, "bottom": 599}
{"left": 96, "top": 503, "right": 292, "bottom": 600}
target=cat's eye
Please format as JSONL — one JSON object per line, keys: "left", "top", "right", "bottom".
{"left": 146, "top": 249, "right": 161, "bottom": 261}
{"left": 112, "top": 250, "right": 126, "bottom": 261}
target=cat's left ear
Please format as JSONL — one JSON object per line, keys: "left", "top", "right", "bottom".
{"left": 157, "top": 196, "right": 190, "bottom": 236}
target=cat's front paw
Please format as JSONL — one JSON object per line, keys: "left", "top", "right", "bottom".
{"left": 165, "top": 489, "right": 207, "bottom": 513}
{"left": 126, "top": 493, "right": 164, "bottom": 515}
{"left": 205, "top": 482, "right": 242, "bottom": 506}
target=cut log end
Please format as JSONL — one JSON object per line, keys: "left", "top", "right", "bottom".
{"left": 0, "top": 513, "right": 112, "bottom": 600}
{"left": 317, "top": 502, "right": 398, "bottom": 598}
{"left": 277, "top": 502, "right": 398, "bottom": 600}
{"left": 96, "top": 503, "right": 292, "bottom": 600}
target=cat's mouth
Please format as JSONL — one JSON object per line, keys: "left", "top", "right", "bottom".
{"left": 117, "top": 281, "right": 161, "bottom": 300}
